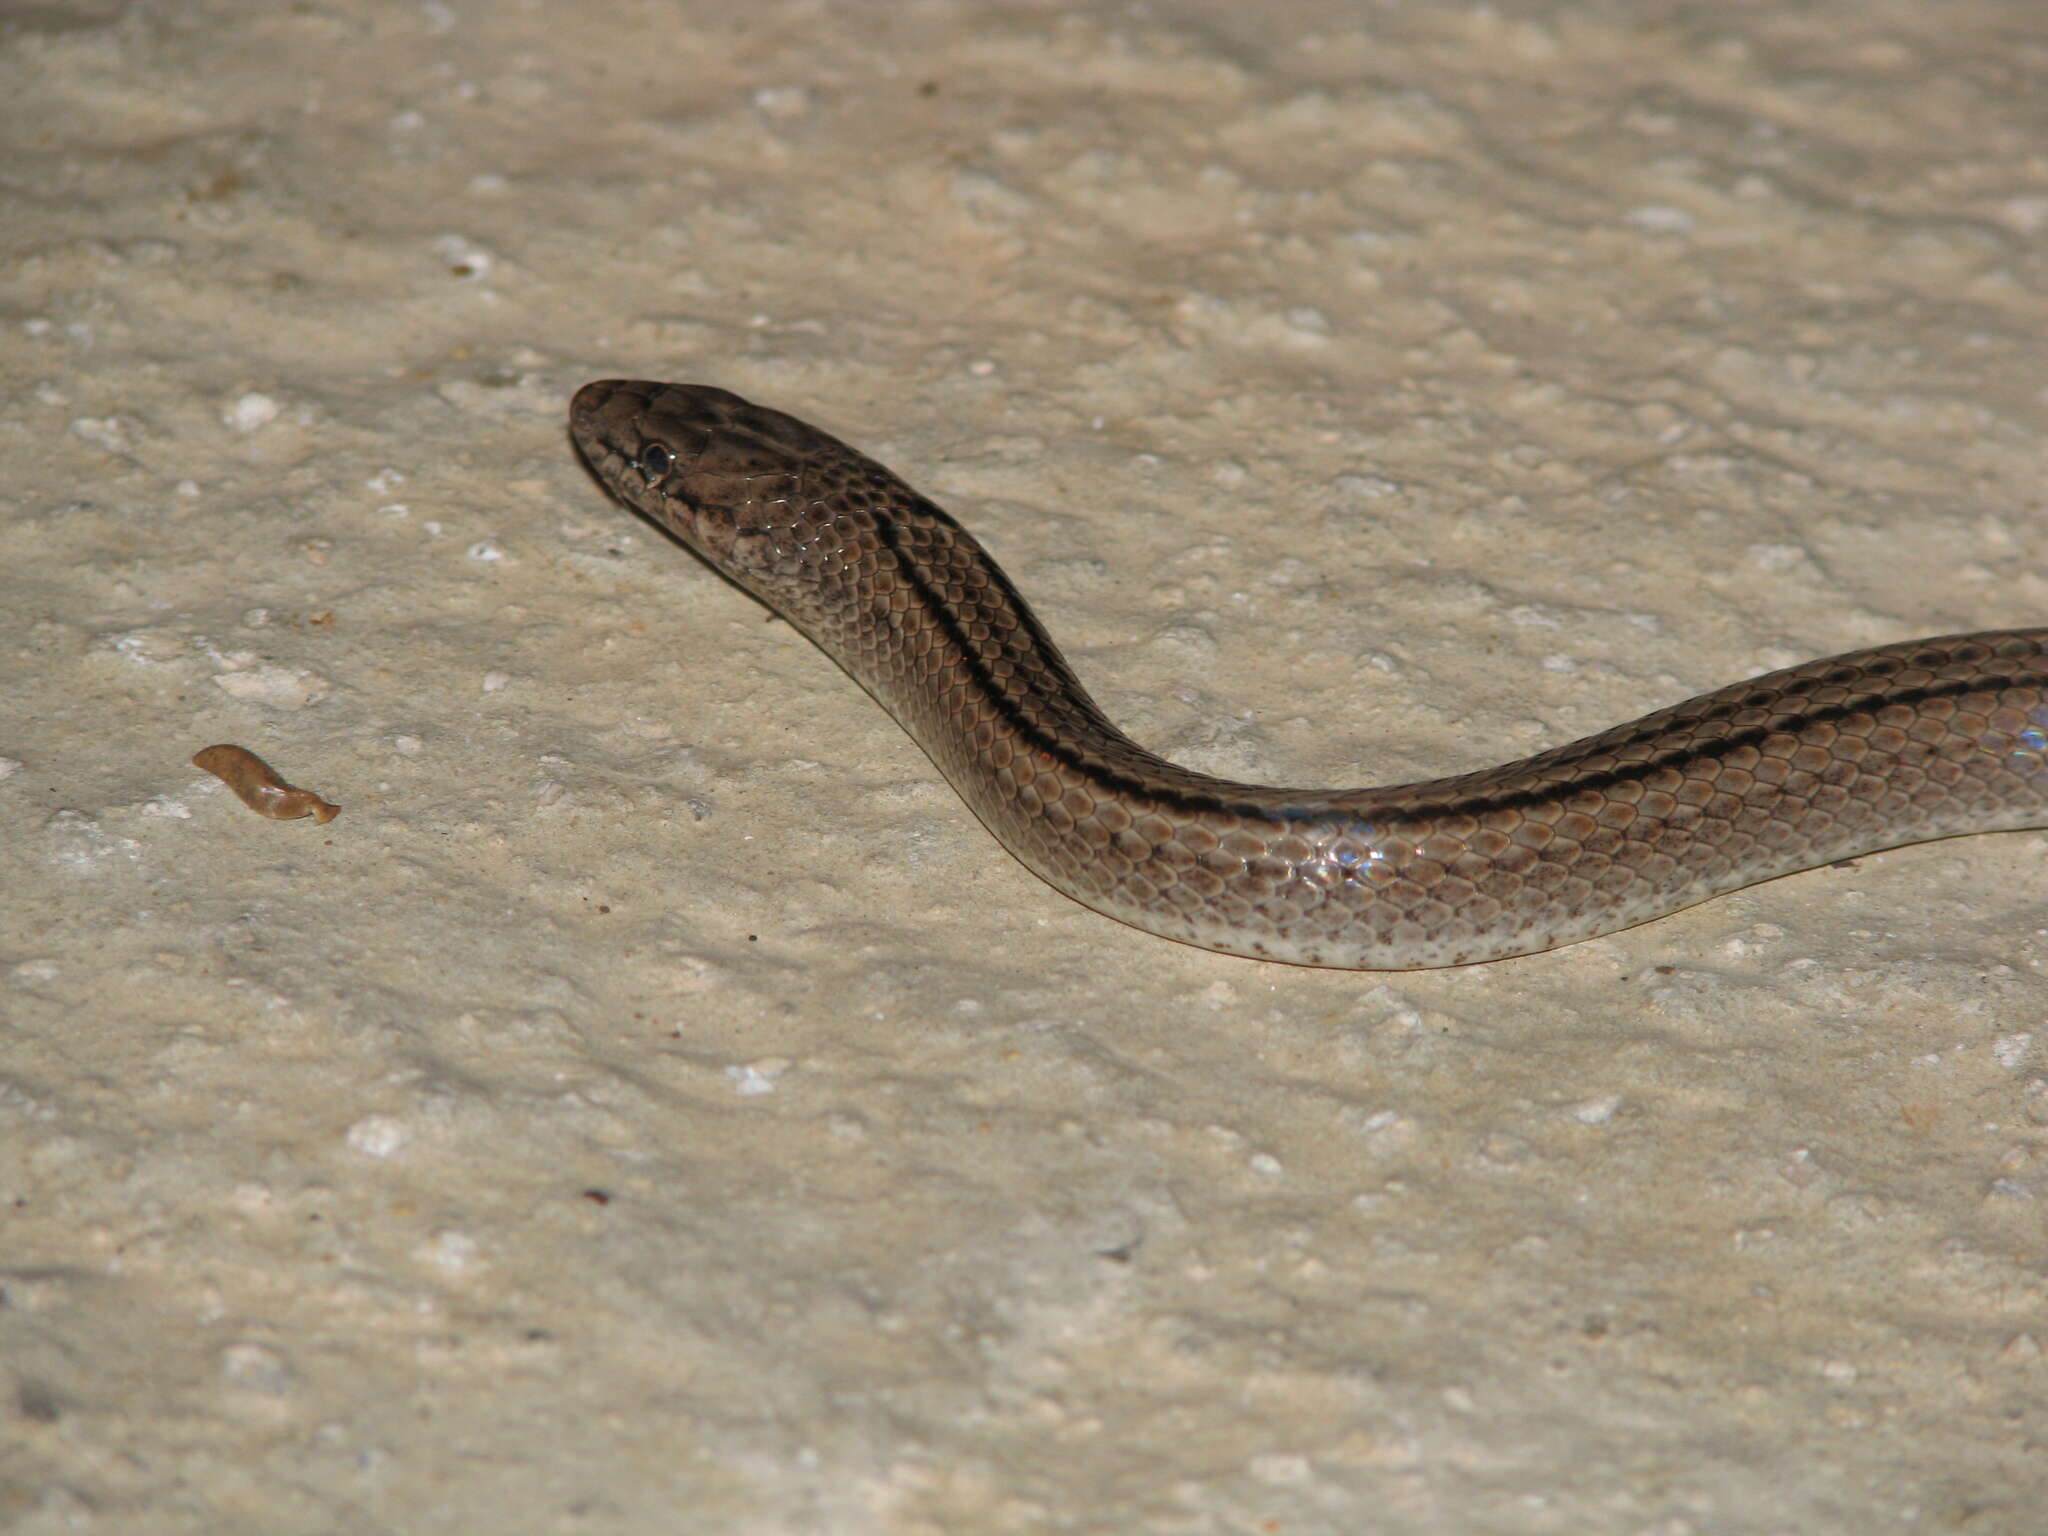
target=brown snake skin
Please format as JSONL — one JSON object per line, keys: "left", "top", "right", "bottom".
{"left": 570, "top": 380, "right": 2048, "bottom": 968}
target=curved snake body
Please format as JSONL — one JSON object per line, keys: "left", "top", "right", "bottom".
{"left": 571, "top": 379, "right": 2048, "bottom": 968}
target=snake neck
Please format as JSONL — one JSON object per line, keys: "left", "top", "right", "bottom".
{"left": 790, "top": 499, "right": 1349, "bottom": 823}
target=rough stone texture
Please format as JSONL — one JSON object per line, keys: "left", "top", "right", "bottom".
{"left": 3, "top": 2, "right": 2047, "bottom": 1533}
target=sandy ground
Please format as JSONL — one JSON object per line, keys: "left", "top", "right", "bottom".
{"left": 4, "top": 1, "right": 2047, "bottom": 1531}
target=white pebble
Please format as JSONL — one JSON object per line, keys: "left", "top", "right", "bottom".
{"left": 70, "top": 417, "right": 131, "bottom": 452}
{"left": 220, "top": 1342, "right": 292, "bottom": 1395}
{"left": 224, "top": 393, "right": 282, "bottom": 433}
{"left": 346, "top": 1115, "right": 409, "bottom": 1158}
{"left": 429, "top": 233, "right": 493, "bottom": 280}
{"left": 420, "top": 1230, "right": 481, "bottom": 1273}
{"left": 727, "top": 1058, "right": 791, "bottom": 1096}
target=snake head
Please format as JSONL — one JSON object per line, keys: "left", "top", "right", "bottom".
{"left": 572, "top": 378, "right": 989, "bottom": 667}
{"left": 570, "top": 379, "right": 830, "bottom": 582}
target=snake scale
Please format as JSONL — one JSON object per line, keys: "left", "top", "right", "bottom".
{"left": 571, "top": 379, "right": 2048, "bottom": 968}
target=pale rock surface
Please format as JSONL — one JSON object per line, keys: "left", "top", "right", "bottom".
{"left": 2, "top": 2, "right": 2045, "bottom": 1532}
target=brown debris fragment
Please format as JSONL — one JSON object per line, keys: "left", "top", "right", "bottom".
{"left": 192, "top": 744, "right": 340, "bottom": 824}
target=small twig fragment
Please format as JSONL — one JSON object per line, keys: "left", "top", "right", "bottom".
{"left": 192, "top": 744, "right": 341, "bottom": 824}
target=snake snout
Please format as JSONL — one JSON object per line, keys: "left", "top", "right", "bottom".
{"left": 568, "top": 378, "right": 648, "bottom": 463}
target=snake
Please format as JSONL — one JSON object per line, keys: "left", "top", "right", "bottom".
{"left": 570, "top": 379, "right": 2048, "bottom": 968}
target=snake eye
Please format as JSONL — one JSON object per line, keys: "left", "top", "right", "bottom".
{"left": 638, "top": 443, "right": 674, "bottom": 483}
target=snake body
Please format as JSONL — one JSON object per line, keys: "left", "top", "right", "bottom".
{"left": 570, "top": 380, "right": 2048, "bottom": 968}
